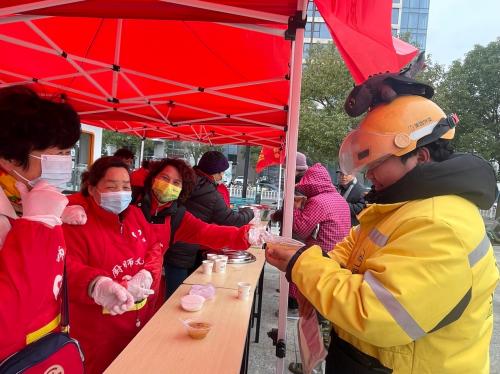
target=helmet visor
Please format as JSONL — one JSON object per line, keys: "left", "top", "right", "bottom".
{"left": 338, "top": 129, "right": 403, "bottom": 174}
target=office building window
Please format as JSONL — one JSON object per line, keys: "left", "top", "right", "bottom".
{"left": 319, "top": 23, "right": 331, "bottom": 38}
{"left": 418, "top": 13, "right": 428, "bottom": 29}
{"left": 392, "top": 8, "right": 399, "bottom": 24}
{"left": 307, "top": 1, "right": 315, "bottom": 17}
{"left": 408, "top": 12, "right": 418, "bottom": 28}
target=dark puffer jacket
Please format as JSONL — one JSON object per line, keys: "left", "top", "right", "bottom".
{"left": 337, "top": 180, "right": 366, "bottom": 226}
{"left": 166, "top": 168, "right": 254, "bottom": 268}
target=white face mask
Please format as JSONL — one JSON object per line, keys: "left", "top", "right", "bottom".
{"left": 98, "top": 191, "right": 132, "bottom": 215}
{"left": 13, "top": 154, "right": 73, "bottom": 190}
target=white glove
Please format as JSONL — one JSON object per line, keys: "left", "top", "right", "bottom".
{"left": 124, "top": 269, "right": 154, "bottom": 302}
{"left": 61, "top": 205, "right": 87, "bottom": 225}
{"left": 17, "top": 181, "right": 68, "bottom": 227}
{"left": 248, "top": 227, "right": 271, "bottom": 247}
{"left": 91, "top": 277, "right": 134, "bottom": 315}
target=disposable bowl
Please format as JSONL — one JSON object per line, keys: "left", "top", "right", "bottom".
{"left": 186, "top": 320, "right": 212, "bottom": 340}
{"left": 180, "top": 294, "right": 205, "bottom": 312}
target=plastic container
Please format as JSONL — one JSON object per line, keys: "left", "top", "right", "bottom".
{"left": 189, "top": 284, "right": 216, "bottom": 300}
{"left": 180, "top": 294, "right": 205, "bottom": 312}
{"left": 185, "top": 320, "right": 212, "bottom": 340}
{"left": 265, "top": 235, "right": 304, "bottom": 251}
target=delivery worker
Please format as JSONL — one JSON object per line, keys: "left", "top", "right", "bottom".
{"left": 0, "top": 86, "right": 81, "bottom": 360}
{"left": 266, "top": 95, "right": 499, "bottom": 373}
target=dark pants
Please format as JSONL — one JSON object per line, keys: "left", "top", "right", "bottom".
{"left": 164, "top": 263, "right": 189, "bottom": 299}
{"left": 325, "top": 331, "right": 392, "bottom": 373}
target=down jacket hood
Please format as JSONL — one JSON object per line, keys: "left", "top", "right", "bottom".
{"left": 295, "top": 163, "right": 338, "bottom": 198}
{"left": 366, "top": 153, "right": 497, "bottom": 209}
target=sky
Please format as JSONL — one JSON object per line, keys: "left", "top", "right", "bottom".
{"left": 425, "top": 0, "right": 500, "bottom": 67}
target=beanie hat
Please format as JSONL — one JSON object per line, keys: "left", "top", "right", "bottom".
{"left": 296, "top": 152, "right": 308, "bottom": 172}
{"left": 197, "top": 151, "right": 229, "bottom": 175}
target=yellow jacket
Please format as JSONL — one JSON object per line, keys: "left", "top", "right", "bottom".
{"left": 292, "top": 195, "right": 499, "bottom": 373}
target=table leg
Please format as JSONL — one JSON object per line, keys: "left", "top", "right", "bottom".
{"left": 240, "top": 314, "right": 251, "bottom": 374}
{"left": 254, "top": 268, "right": 265, "bottom": 343}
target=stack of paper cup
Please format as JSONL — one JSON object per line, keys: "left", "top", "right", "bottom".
{"left": 206, "top": 253, "right": 218, "bottom": 261}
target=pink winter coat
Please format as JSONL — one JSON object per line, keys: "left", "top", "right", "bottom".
{"left": 293, "top": 163, "right": 351, "bottom": 252}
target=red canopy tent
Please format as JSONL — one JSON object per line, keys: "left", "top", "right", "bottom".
{"left": 0, "top": 1, "right": 418, "bottom": 372}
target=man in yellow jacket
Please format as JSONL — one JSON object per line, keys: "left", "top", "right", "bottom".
{"left": 266, "top": 95, "right": 499, "bottom": 373}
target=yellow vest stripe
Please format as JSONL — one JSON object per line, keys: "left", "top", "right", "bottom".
{"left": 368, "top": 229, "right": 388, "bottom": 247}
{"left": 26, "top": 314, "right": 60, "bottom": 344}
{"left": 468, "top": 234, "right": 491, "bottom": 267}
{"left": 364, "top": 271, "right": 425, "bottom": 340}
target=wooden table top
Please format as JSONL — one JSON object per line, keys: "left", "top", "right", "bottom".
{"left": 105, "top": 247, "right": 266, "bottom": 374}
{"left": 105, "top": 284, "right": 254, "bottom": 373}
{"left": 183, "top": 247, "right": 266, "bottom": 290}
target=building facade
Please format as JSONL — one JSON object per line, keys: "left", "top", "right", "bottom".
{"left": 304, "top": 0, "right": 430, "bottom": 55}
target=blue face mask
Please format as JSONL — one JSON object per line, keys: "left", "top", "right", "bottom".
{"left": 98, "top": 191, "right": 132, "bottom": 214}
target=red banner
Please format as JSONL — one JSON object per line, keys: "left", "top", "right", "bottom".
{"left": 255, "top": 147, "right": 285, "bottom": 173}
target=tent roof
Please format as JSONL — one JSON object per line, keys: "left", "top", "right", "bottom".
{"left": 1, "top": 1, "right": 298, "bottom": 23}
{"left": 0, "top": 0, "right": 417, "bottom": 146}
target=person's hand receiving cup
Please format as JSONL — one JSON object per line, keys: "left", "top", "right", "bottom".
{"left": 264, "top": 242, "right": 298, "bottom": 272}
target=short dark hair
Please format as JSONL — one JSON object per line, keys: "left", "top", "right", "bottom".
{"left": 144, "top": 158, "right": 196, "bottom": 203}
{"left": 82, "top": 156, "right": 129, "bottom": 196}
{"left": 141, "top": 159, "right": 150, "bottom": 169}
{"left": 399, "top": 139, "right": 454, "bottom": 164}
{"left": 114, "top": 148, "right": 135, "bottom": 160}
{"left": 0, "top": 86, "right": 81, "bottom": 168}
{"left": 400, "top": 139, "right": 454, "bottom": 163}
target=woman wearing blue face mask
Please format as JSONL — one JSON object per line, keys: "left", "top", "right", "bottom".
{"left": 0, "top": 86, "right": 81, "bottom": 362}
{"left": 62, "top": 156, "right": 164, "bottom": 374}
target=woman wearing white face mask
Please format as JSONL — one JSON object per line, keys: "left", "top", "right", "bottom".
{"left": 62, "top": 156, "right": 164, "bottom": 374}
{"left": 0, "top": 86, "right": 81, "bottom": 362}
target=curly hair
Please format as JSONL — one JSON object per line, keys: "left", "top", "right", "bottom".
{"left": 144, "top": 158, "right": 196, "bottom": 203}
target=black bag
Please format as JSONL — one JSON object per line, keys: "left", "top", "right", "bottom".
{"left": 0, "top": 263, "right": 84, "bottom": 374}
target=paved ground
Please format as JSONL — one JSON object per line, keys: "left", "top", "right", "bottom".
{"left": 248, "top": 245, "right": 500, "bottom": 374}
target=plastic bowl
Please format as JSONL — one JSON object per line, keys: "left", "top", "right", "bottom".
{"left": 180, "top": 294, "right": 205, "bottom": 312}
{"left": 186, "top": 320, "right": 212, "bottom": 340}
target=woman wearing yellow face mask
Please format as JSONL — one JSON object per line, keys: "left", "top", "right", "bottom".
{"left": 134, "top": 158, "right": 265, "bottom": 305}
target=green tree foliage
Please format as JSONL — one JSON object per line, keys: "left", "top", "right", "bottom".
{"left": 184, "top": 142, "right": 223, "bottom": 165}
{"left": 415, "top": 40, "right": 500, "bottom": 169}
{"left": 102, "top": 130, "right": 155, "bottom": 158}
{"left": 298, "top": 44, "right": 357, "bottom": 165}
{"left": 432, "top": 39, "right": 500, "bottom": 166}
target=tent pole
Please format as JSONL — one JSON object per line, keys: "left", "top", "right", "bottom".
{"left": 242, "top": 146, "right": 250, "bottom": 199}
{"left": 277, "top": 165, "right": 283, "bottom": 209}
{"left": 139, "top": 138, "right": 145, "bottom": 168}
{"left": 276, "top": 11, "right": 305, "bottom": 374}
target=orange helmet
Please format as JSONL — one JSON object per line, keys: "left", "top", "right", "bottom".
{"left": 339, "top": 96, "right": 458, "bottom": 174}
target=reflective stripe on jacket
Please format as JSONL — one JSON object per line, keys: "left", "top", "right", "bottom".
{"left": 292, "top": 194, "right": 499, "bottom": 374}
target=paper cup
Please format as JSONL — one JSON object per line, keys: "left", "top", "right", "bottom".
{"left": 237, "top": 282, "right": 251, "bottom": 300}
{"left": 214, "top": 259, "right": 226, "bottom": 273}
{"left": 217, "top": 255, "right": 228, "bottom": 263}
{"left": 202, "top": 260, "right": 213, "bottom": 275}
{"left": 207, "top": 253, "right": 218, "bottom": 261}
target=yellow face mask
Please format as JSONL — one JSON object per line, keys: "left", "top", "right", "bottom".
{"left": 152, "top": 178, "right": 181, "bottom": 203}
